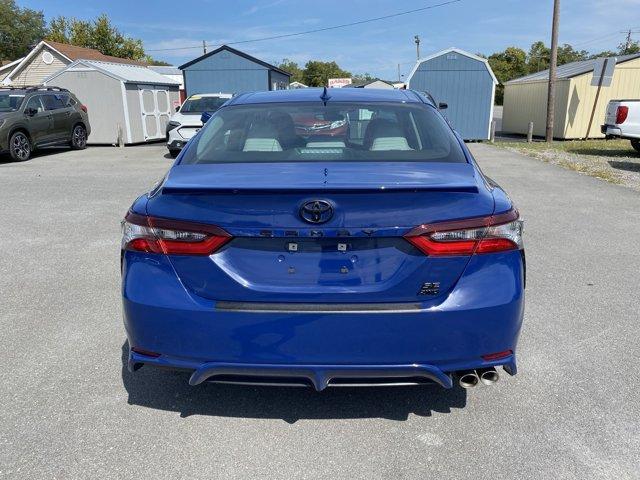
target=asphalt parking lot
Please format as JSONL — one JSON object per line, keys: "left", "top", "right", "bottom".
{"left": 1, "top": 144, "right": 639, "bottom": 480}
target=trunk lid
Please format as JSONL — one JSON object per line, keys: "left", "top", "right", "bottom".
{"left": 146, "top": 162, "right": 494, "bottom": 303}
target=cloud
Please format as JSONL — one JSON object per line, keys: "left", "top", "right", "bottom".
{"left": 243, "top": 0, "right": 287, "bottom": 16}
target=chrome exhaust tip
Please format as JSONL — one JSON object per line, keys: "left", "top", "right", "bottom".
{"left": 458, "top": 370, "right": 479, "bottom": 388}
{"left": 478, "top": 367, "right": 499, "bottom": 386}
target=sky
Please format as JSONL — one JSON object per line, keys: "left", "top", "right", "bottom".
{"left": 19, "top": 0, "right": 640, "bottom": 80}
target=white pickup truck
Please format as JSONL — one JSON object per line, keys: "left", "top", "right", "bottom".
{"left": 601, "top": 99, "right": 640, "bottom": 153}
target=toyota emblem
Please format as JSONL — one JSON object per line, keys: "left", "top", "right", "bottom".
{"left": 299, "top": 200, "right": 333, "bottom": 224}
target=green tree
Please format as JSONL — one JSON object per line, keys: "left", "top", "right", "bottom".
{"left": 277, "top": 58, "right": 304, "bottom": 83}
{"left": 557, "top": 44, "right": 589, "bottom": 65}
{"left": 526, "top": 41, "right": 588, "bottom": 74}
{"left": 46, "top": 14, "right": 145, "bottom": 60}
{"left": 527, "top": 41, "right": 550, "bottom": 73}
{"left": 302, "top": 60, "right": 351, "bottom": 87}
{"left": 0, "top": 0, "right": 46, "bottom": 60}
{"left": 488, "top": 47, "right": 528, "bottom": 105}
{"left": 589, "top": 50, "right": 617, "bottom": 59}
{"left": 145, "top": 57, "right": 171, "bottom": 66}
{"left": 619, "top": 39, "right": 640, "bottom": 54}
{"left": 352, "top": 73, "right": 376, "bottom": 84}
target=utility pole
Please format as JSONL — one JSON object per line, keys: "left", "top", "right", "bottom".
{"left": 545, "top": 0, "right": 560, "bottom": 143}
{"left": 397, "top": 63, "right": 401, "bottom": 82}
{"left": 623, "top": 29, "right": 632, "bottom": 54}
{"left": 414, "top": 35, "right": 421, "bottom": 59}
{"left": 203, "top": 40, "right": 207, "bottom": 54}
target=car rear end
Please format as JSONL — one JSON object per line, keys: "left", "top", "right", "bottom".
{"left": 167, "top": 94, "right": 232, "bottom": 155}
{"left": 123, "top": 89, "right": 525, "bottom": 390}
{"left": 602, "top": 99, "right": 640, "bottom": 140}
{"left": 70, "top": 92, "right": 91, "bottom": 137}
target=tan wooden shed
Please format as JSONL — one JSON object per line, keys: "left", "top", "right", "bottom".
{"left": 502, "top": 54, "right": 640, "bottom": 139}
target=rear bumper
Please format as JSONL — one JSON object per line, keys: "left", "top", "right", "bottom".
{"left": 167, "top": 139, "right": 186, "bottom": 150}
{"left": 123, "top": 250, "right": 524, "bottom": 388}
{"left": 601, "top": 124, "right": 622, "bottom": 137}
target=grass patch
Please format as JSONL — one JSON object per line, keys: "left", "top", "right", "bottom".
{"left": 493, "top": 138, "right": 639, "bottom": 188}
{"left": 497, "top": 139, "right": 637, "bottom": 158}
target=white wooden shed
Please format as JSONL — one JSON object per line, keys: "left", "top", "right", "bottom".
{"left": 44, "top": 60, "right": 180, "bottom": 145}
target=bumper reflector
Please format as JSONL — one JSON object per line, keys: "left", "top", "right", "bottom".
{"left": 481, "top": 350, "right": 513, "bottom": 361}
{"left": 131, "top": 347, "right": 161, "bottom": 358}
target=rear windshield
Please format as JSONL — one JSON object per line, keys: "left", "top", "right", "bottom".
{"left": 0, "top": 93, "right": 25, "bottom": 112}
{"left": 180, "top": 96, "right": 229, "bottom": 113}
{"left": 180, "top": 102, "right": 467, "bottom": 164}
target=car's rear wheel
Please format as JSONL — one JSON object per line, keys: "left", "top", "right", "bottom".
{"left": 631, "top": 139, "right": 640, "bottom": 153}
{"left": 71, "top": 124, "right": 87, "bottom": 150}
{"left": 169, "top": 149, "right": 180, "bottom": 158}
{"left": 9, "top": 131, "right": 31, "bottom": 161}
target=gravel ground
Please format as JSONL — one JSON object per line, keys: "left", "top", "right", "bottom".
{"left": 1, "top": 144, "right": 639, "bottom": 480}
{"left": 496, "top": 139, "right": 640, "bottom": 191}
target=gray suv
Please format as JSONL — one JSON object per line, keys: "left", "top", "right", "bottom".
{"left": 0, "top": 86, "right": 91, "bottom": 161}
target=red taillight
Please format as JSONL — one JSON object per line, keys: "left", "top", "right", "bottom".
{"left": 404, "top": 209, "right": 523, "bottom": 256}
{"left": 80, "top": 104, "right": 88, "bottom": 113}
{"left": 482, "top": 350, "right": 513, "bottom": 361}
{"left": 616, "top": 106, "right": 629, "bottom": 124}
{"left": 122, "top": 212, "right": 231, "bottom": 255}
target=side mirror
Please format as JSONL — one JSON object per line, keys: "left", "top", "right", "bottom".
{"left": 438, "top": 102, "right": 448, "bottom": 110}
{"left": 25, "top": 107, "right": 38, "bottom": 116}
{"left": 175, "top": 105, "right": 181, "bottom": 113}
{"left": 200, "top": 111, "right": 212, "bottom": 124}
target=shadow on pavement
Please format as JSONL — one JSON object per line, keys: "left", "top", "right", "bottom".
{"left": 567, "top": 148, "right": 637, "bottom": 158}
{"left": 120, "top": 342, "right": 467, "bottom": 423}
{"left": 609, "top": 160, "right": 640, "bottom": 172}
{"left": 0, "top": 146, "right": 74, "bottom": 165}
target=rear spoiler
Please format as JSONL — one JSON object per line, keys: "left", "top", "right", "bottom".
{"left": 160, "top": 163, "right": 482, "bottom": 195}
{"left": 161, "top": 185, "right": 479, "bottom": 195}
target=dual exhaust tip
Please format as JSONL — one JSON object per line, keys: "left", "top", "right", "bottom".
{"left": 458, "top": 367, "right": 499, "bottom": 388}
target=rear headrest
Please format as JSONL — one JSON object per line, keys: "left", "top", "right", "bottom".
{"left": 243, "top": 138, "right": 283, "bottom": 152}
{"left": 363, "top": 119, "right": 407, "bottom": 149}
{"left": 370, "top": 137, "right": 412, "bottom": 151}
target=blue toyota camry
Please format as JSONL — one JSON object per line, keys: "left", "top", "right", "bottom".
{"left": 122, "top": 88, "right": 524, "bottom": 391}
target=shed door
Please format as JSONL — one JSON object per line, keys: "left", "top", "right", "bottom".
{"left": 138, "top": 86, "right": 172, "bottom": 141}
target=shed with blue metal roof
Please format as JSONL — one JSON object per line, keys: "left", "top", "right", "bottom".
{"left": 407, "top": 47, "right": 497, "bottom": 141}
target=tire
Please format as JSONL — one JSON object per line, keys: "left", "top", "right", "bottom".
{"left": 168, "top": 149, "right": 180, "bottom": 158}
{"left": 9, "top": 131, "right": 31, "bottom": 162}
{"left": 631, "top": 139, "right": 640, "bottom": 154}
{"left": 70, "top": 124, "right": 87, "bottom": 150}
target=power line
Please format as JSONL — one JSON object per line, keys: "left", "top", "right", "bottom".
{"left": 145, "top": 0, "right": 462, "bottom": 52}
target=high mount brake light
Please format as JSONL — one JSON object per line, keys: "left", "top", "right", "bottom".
{"left": 404, "top": 209, "right": 523, "bottom": 256}
{"left": 121, "top": 212, "right": 231, "bottom": 255}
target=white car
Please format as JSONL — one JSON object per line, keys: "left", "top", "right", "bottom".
{"left": 166, "top": 93, "right": 232, "bottom": 157}
{"left": 601, "top": 99, "right": 640, "bottom": 153}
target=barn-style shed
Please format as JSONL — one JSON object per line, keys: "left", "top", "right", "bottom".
{"left": 45, "top": 60, "right": 180, "bottom": 145}
{"left": 502, "top": 54, "right": 640, "bottom": 139}
{"left": 407, "top": 47, "right": 497, "bottom": 140}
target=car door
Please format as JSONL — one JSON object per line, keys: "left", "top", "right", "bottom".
{"left": 22, "top": 95, "right": 52, "bottom": 146}
{"left": 42, "top": 93, "right": 73, "bottom": 142}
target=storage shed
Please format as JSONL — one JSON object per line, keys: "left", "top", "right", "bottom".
{"left": 180, "top": 45, "right": 291, "bottom": 96}
{"left": 407, "top": 47, "right": 497, "bottom": 140}
{"left": 44, "top": 60, "right": 180, "bottom": 145}
{"left": 502, "top": 54, "right": 640, "bottom": 139}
